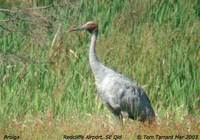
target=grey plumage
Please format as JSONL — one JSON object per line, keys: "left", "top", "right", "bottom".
{"left": 69, "top": 21, "right": 155, "bottom": 123}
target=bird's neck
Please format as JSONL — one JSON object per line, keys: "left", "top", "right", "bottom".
{"left": 89, "top": 31, "right": 106, "bottom": 82}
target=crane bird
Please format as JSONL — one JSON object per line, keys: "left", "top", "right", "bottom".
{"left": 69, "top": 21, "right": 156, "bottom": 123}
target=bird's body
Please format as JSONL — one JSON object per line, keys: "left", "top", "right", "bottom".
{"left": 92, "top": 56, "right": 155, "bottom": 122}
{"left": 69, "top": 21, "right": 155, "bottom": 123}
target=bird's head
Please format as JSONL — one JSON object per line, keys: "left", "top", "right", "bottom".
{"left": 69, "top": 21, "right": 98, "bottom": 34}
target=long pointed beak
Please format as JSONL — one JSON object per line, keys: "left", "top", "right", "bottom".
{"left": 68, "top": 25, "right": 85, "bottom": 32}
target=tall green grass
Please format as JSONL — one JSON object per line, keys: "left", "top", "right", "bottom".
{"left": 0, "top": 0, "right": 199, "bottom": 127}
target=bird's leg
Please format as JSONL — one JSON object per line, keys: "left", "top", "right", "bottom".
{"left": 105, "top": 102, "right": 123, "bottom": 126}
{"left": 119, "top": 113, "right": 124, "bottom": 127}
{"left": 120, "top": 111, "right": 129, "bottom": 126}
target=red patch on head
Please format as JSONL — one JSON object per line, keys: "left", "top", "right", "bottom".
{"left": 85, "top": 22, "right": 98, "bottom": 33}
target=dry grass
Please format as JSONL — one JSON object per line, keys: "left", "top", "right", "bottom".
{"left": 0, "top": 114, "right": 199, "bottom": 140}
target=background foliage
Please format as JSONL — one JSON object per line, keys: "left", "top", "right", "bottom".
{"left": 0, "top": 0, "right": 199, "bottom": 133}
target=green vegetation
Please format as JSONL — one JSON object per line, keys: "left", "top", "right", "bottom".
{"left": 0, "top": 0, "right": 199, "bottom": 139}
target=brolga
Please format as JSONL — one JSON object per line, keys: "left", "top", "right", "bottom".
{"left": 69, "top": 21, "right": 155, "bottom": 124}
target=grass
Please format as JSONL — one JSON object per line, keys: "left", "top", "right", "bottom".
{"left": 0, "top": 115, "right": 199, "bottom": 140}
{"left": 0, "top": 0, "right": 200, "bottom": 139}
